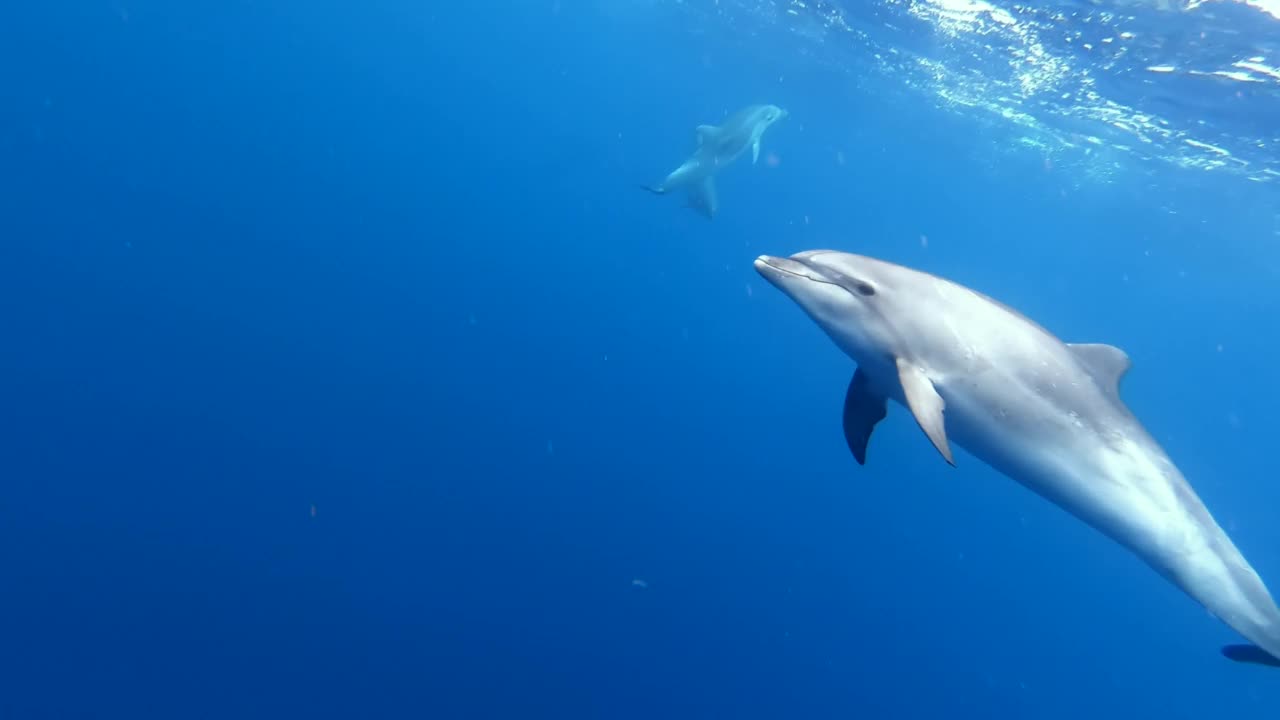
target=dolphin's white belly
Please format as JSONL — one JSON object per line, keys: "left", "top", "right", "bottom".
{"left": 659, "top": 147, "right": 747, "bottom": 191}
{"left": 659, "top": 157, "right": 712, "bottom": 190}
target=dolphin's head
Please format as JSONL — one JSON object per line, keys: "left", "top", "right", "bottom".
{"left": 754, "top": 250, "right": 899, "bottom": 365}
{"left": 756, "top": 105, "right": 788, "bottom": 129}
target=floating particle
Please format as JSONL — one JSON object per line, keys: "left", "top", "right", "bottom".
{"left": 920, "top": 234, "right": 928, "bottom": 248}
{"left": 631, "top": 578, "right": 649, "bottom": 589}
{"left": 766, "top": 152, "right": 781, "bottom": 167}
{"left": 745, "top": 284, "right": 753, "bottom": 298}
{"left": 309, "top": 504, "right": 317, "bottom": 518}
{"left": 546, "top": 440, "right": 554, "bottom": 456}
{"left": 468, "top": 314, "right": 477, "bottom": 326}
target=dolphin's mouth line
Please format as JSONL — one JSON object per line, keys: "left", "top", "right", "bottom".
{"left": 760, "top": 256, "right": 846, "bottom": 291}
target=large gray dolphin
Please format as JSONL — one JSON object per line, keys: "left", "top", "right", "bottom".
{"left": 642, "top": 104, "right": 787, "bottom": 219}
{"left": 754, "top": 248, "right": 1280, "bottom": 667}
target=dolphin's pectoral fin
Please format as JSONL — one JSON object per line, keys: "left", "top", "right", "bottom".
{"left": 752, "top": 139, "right": 761, "bottom": 164}
{"left": 640, "top": 184, "right": 667, "bottom": 196}
{"left": 842, "top": 369, "right": 888, "bottom": 466}
{"left": 1222, "top": 644, "right": 1280, "bottom": 668}
{"left": 1067, "top": 343, "right": 1131, "bottom": 399}
{"left": 896, "top": 358, "right": 955, "bottom": 466}
{"left": 696, "top": 124, "right": 721, "bottom": 147}
{"left": 685, "top": 177, "right": 718, "bottom": 219}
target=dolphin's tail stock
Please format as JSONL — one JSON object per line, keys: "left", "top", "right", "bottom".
{"left": 1220, "top": 614, "right": 1280, "bottom": 669}
{"left": 1215, "top": 557, "right": 1280, "bottom": 669}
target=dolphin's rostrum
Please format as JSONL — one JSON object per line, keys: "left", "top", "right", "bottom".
{"left": 755, "top": 249, "right": 1280, "bottom": 667}
{"left": 643, "top": 104, "right": 787, "bottom": 219}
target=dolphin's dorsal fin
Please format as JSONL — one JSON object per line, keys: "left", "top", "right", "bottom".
{"left": 896, "top": 358, "right": 955, "bottom": 466}
{"left": 842, "top": 369, "right": 888, "bottom": 465}
{"left": 696, "top": 124, "right": 720, "bottom": 147}
{"left": 1067, "top": 343, "right": 1131, "bottom": 398}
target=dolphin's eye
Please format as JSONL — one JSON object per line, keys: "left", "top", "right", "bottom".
{"left": 853, "top": 281, "right": 876, "bottom": 297}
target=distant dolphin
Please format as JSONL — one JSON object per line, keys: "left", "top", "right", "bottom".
{"left": 643, "top": 104, "right": 787, "bottom": 219}
{"left": 754, "top": 249, "right": 1280, "bottom": 667}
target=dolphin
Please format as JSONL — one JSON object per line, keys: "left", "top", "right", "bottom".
{"left": 642, "top": 104, "right": 787, "bottom": 219}
{"left": 754, "top": 249, "right": 1280, "bottom": 666}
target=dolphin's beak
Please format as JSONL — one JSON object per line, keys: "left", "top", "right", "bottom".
{"left": 754, "top": 255, "right": 819, "bottom": 287}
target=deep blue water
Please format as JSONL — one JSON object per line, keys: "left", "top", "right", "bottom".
{"left": 4, "top": 0, "right": 1280, "bottom": 717}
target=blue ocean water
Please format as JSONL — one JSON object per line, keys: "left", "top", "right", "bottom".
{"left": 3, "top": 0, "right": 1280, "bottom": 716}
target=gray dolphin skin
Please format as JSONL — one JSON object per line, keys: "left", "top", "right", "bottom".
{"left": 754, "top": 249, "right": 1280, "bottom": 666}
{"left": 643, "top": 104, "right": 787, "bottom": 219}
